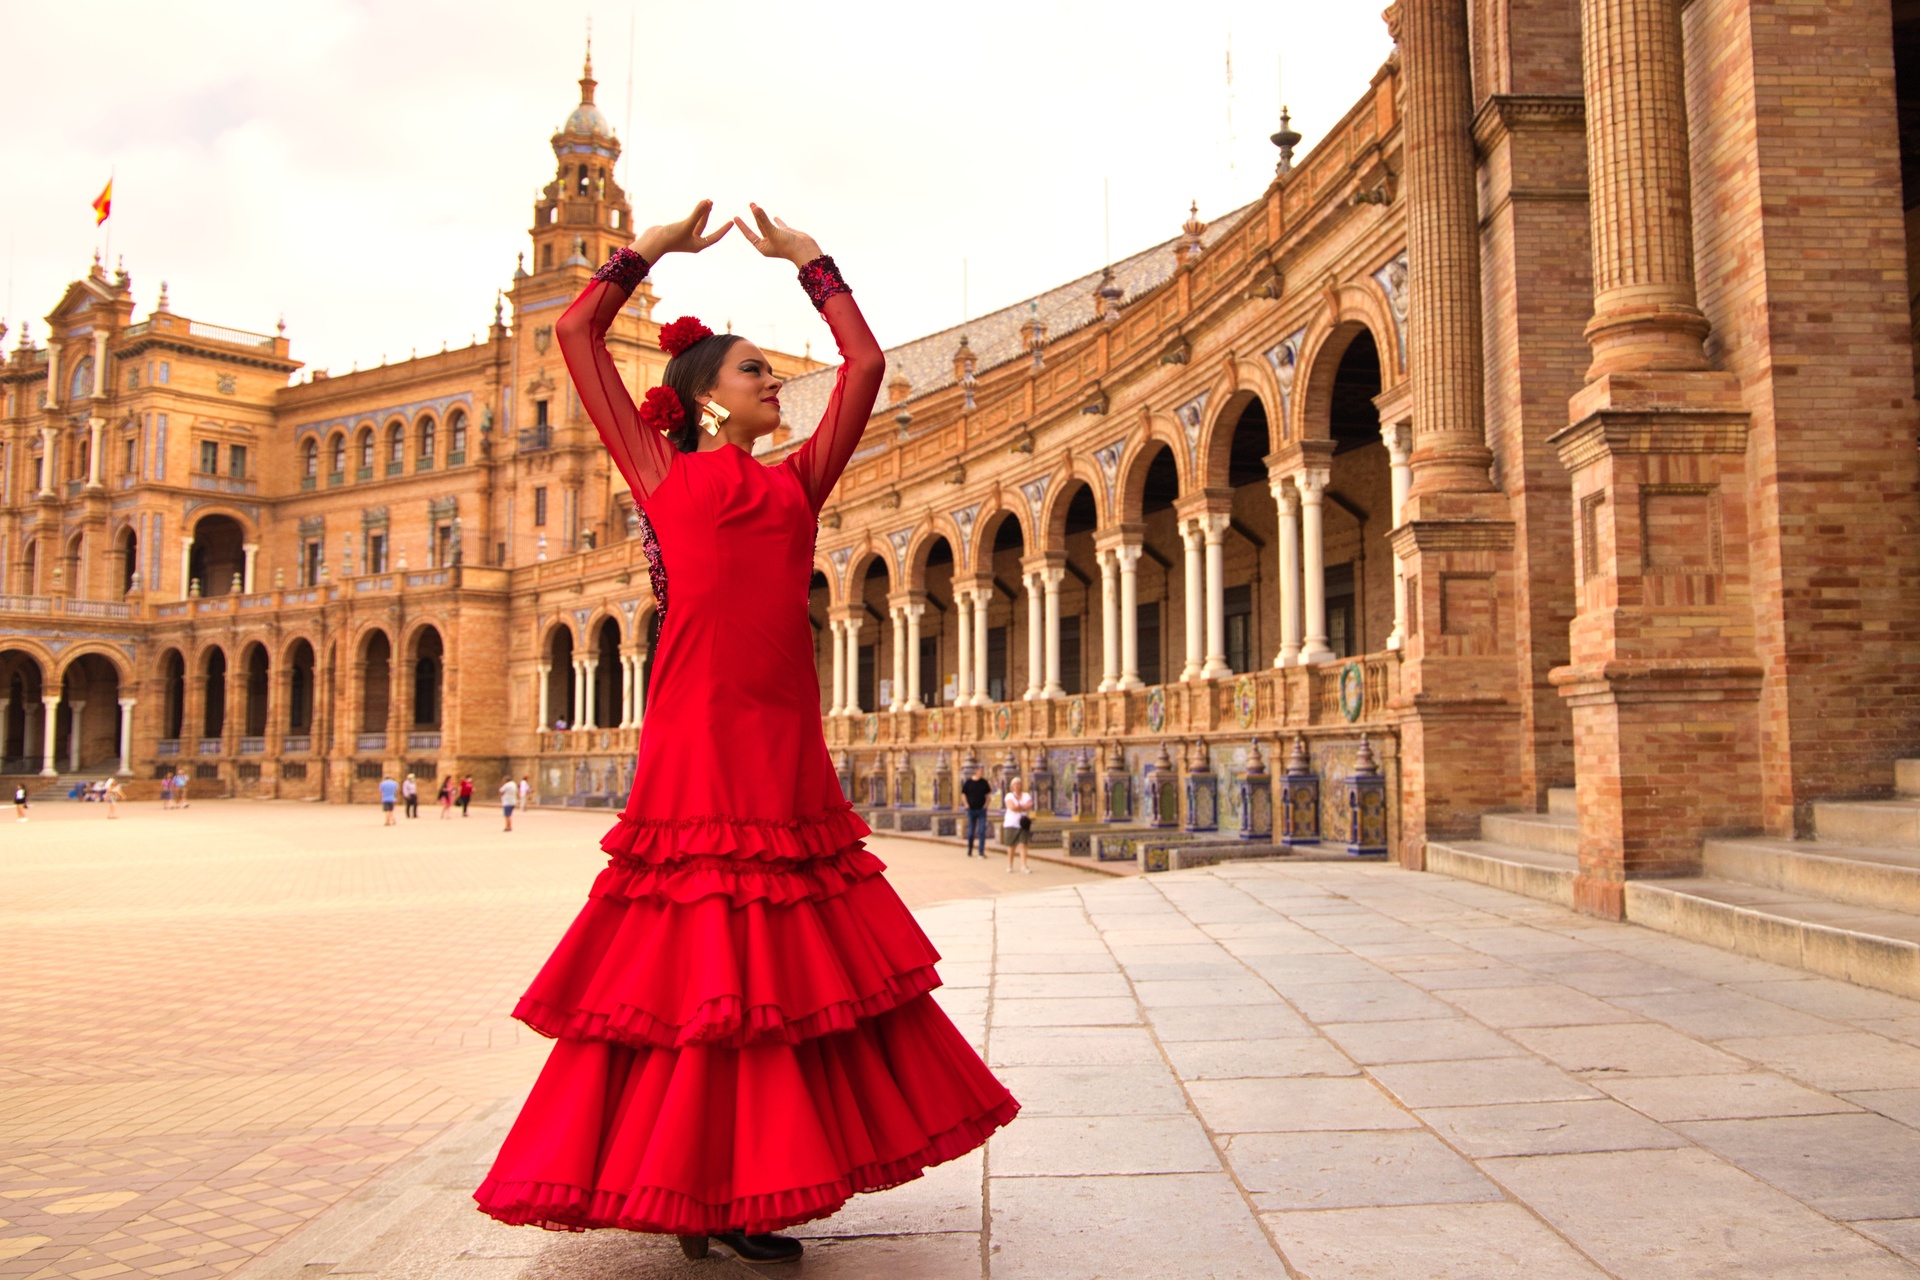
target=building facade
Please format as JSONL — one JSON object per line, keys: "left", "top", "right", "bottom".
{"left": 6, "top": 5, "right": 1920, "bottom": 931}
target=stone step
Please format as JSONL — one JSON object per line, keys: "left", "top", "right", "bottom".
{"left": 1424, "top": 838, "right": 1575, "bottom": 908}
{"left": 1547, "top": 787, "right": 1577, "bottom": 817}
{"left": 1896, "top": 759, "right": 1920, "bottom": 797}
{"left": 1479, "top": 810, "right": 1579, "bottom": 857}
{"left": 1703, "top": 836, "right": 1920, "bottom": 916}
{"left": 1810, "top": 798, "right": 1920, "bottom": 848}
{"left": 1626, "top": 877, "right": 1920, "bottom": 1001}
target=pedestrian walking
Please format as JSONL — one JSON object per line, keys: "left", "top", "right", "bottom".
{"left": 959, "top": 763, "right": 992, "bottom": 857}
{"left": 438, "top": 775, "right": 454, "bottom": 819}
{"left": 517, "top": 775, "right": 531, "bottom": 811}
{"left": 13, "top": 783, "right": 27, "bottom": 822}
{"left": 379, "top": 774, "right": 399, "bottom": 826}
{"left": 457, "top": 775, "right": 473, "bottom": 817}
{"left": 104, "top": 778, "right": 122, "bottom": 819}
{"left": 402, "top": 773, "right": 420, "bottom": 819}
{"left": 498, "top": 774, "right": 518, "bottom": 832}
{"left": 1002, "top": 776, "right": 1034, "bottom": 874}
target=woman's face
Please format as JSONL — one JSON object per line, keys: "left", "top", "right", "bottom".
{"left": 702, "top": 341, "right": 783, "bottom": 438}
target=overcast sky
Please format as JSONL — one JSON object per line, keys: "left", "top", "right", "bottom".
{"left": 0, "top": 1, "right": 1393, "bottom": 377}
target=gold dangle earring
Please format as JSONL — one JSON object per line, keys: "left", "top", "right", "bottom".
{"left": 699, "top": 399, "right": 730, "bottom": 436}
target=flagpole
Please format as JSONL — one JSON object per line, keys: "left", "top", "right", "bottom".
{"left": 102, "top": 166, "right": 114, "bottom": 271}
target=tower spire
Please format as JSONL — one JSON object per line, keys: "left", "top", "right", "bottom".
{"left": 580, "top": 26, "right": 595, "bottom": 104}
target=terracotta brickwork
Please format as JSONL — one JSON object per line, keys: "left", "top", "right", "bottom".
{"left": 2, "top": 11, "right": 1918, "bottom": 911}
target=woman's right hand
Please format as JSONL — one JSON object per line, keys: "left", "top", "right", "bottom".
{"left": 632, "top": 200, "right": 732, "bottom": 262}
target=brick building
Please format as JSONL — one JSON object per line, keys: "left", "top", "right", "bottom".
{"left": 6, "top": 7, "right": 1920, "bottom": 976}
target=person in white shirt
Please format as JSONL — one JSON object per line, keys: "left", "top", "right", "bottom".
{"left": 499, "top": 776, "right": 519, "bottom": 832}
{"left": 1001, "top": 776, "right": 1034, "bottom": 874}
{"left": 518, "top": 775, "right": 532, "bottom": 810}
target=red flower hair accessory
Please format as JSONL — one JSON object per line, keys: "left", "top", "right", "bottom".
{"left": 639, "top": 385, "right": 685, "bottom": 435}
{"left": 658, "top": 315, "right": 713, "bottom": 359}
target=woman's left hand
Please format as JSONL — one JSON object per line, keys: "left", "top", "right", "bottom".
{"left": 734, "top": 203, "right": 824, "bottom": 266}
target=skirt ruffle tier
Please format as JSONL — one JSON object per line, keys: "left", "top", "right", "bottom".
{"left": 474, "top": 803, "right": 1018, "bottom": 1236}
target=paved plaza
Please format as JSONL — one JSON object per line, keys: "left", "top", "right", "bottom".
{"left": 7, "top": 804, "right": 1920, "bottom": 1276}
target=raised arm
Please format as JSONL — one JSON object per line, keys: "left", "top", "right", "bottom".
{"left": 731, "top": 204, "right": 885, "bottom": 512}
{"left": 554, "top": 250, "right": 670, "bottom": 500}
{"left": 554, "top": 201, "right": 733, "bottom": 503}
{"left": 786, "top": 260, "right": 885, "bottom": 512}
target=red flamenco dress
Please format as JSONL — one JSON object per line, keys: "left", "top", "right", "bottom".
{"left": 473, "top": 247, "right": 1019, "bottom": 1236}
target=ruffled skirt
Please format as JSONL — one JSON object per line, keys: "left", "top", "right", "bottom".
{"left": 473, "top": 804, "right": 1018, "bottom": 1235}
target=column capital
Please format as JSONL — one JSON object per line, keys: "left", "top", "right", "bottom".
{"left": 1178, "top": 519, "right": 1206, "bottom": 550}
{"left": 1039, "top": 565, "right": 1066, "bottom": 590}
{"left": 903, "top": 601, "right": 925, "bottom": 621}
{"left": 1172, "top": 490, "right": 1233, "bottom": 523}
{"left": 1270, "top": 475, "right": 1299, "bottom": 514}
{"left": 1113, "top": 543, "right": 1145, "bottom": 570}
{"left": 1295, "top": 467, "right": 1331, "bottom": 499}
{"left": 1198, "top": 511, "right": 1231, "bottom": 543}
{"left": 1093, "top": 523, "right": 1147, "bottom": 553}
{"left": 41, "top": 692, "right": 61, "bottom": 706}
{"left": 1379, "top": 420, "right": 1412, "bottom": 465}
{"left": 118, "top": 696, "right": 136, "bottom": 708}
{"left": 1018, "top": 551, "right": 1066, "bottom": 576}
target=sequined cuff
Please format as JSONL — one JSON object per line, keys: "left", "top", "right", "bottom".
{"left": 592, "top": 246, "right": 651, "bottom": 291}
{"left": 797, "top": 256, "right": 851, "bottom": 311}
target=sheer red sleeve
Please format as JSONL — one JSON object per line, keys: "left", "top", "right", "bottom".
{"left": 556, "top": 247, "right": 674, "bottom": 502}
{"left": 785, "top": 256, "right": 885, "bottom": 513}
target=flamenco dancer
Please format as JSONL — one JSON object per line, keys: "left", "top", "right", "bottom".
{"left": 473, "top": 202, "right": 1019, "bottom": 1265}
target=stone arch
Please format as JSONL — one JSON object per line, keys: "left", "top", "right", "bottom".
{"left": 904, "top": 516, "right": 965, "bottom": 592}
{"left": 414, "top": 411, "right": 439, "bottom": 469}
{"left": 1, "top": 647, "right": 50, "bottom": 768}
{"left": 589, "top": 615, "right": 622, "bottom": 728}
{"left": 1116, "top": 430, "right": 1190, "bottom": 525}
{"left": 408, "top": 624, "right": 445, "bottom": 730}
{"left": 188, "top": 510, "right": 252, "bottom": 597}
{"left": 284, "top": 636, "right": 318, "bottom": 734}
{"left": 1038, "top": 457, "right": 1111, "bottom": 551}
{"left": 55, "top": 651, "right": 123, "bottom": 771}
{"left": 1194, "top": 360, "right": 1284, "bottom": 489}
{"left": 238, "top": 640, "right": 271, "bottom": 737}
{"left": 385, "top": 418, "right": 407, "bottom": 471}
{"left": 811, "top": 552, "right": 840, "bottom": 606}
{"left": 156, "top": 647, "right": 187, "bottom": 740}
{"left": 53, "top": 643, "right": 131, "bottom": 686}
{"left": 543, "top": 622, "right": 575, "bottom": 731}
{"left": 845, "top": 543, "right": 891, "bottom": 595}
{"left": 114, "top": 520, "right": 139, "bottom": 597}
{"left": 357, "top": 627, "right": 393, "bottom": 736}
{"left": 1295, "top": 317, "right": 1392, "bottom": 445}
{"left": 200, "top": 643, "right": 229, "bottom": 740}
{"left": 967, "top": 500, "right": 1031, "bottom": 577}
{"left": 327, "top": 429, "right": 348, "bottom": 477}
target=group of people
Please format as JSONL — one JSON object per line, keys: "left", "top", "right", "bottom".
{"left": 159, "top": 768, "right": 191, "bottom": 809}
{"left": 377, "top": 773, "right": 532, "bottom": 831}
{"left": 958, "top": 767, "right": 1036, "bottom": 872}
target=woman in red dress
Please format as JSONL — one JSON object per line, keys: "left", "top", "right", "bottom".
{"left": 473, "top": 202, "right": 1019, "bottom": 1265}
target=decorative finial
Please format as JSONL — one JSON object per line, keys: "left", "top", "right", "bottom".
{"left": 1097, "top": 266, "right": 1123, "bottom": 323}
{"left": 156, "top": 281, "right": 171, "bottom": 313}
{"left": 276, "top": 314, "right": 286, "bottom": 335}
{"left": 1271, "top": 106, "right": 1302, "bottom": 176}
{"left": 1353, "top": 735, "right": 1380, "bottom": 776}
{"left": 580, "top": 26, "right": 596, "bottom": 102}
{"left": 495, "top": 291, "right": 505, "bottom": 324}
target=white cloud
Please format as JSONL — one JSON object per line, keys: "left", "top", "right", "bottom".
{"left": 0, "top": 0, "right": 1393, "bottom": 374}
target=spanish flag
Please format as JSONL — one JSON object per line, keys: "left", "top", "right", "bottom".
{"left": 92, "top": 179, "right": 112, "bottom": 225}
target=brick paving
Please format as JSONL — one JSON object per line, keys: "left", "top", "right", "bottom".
{"left": 0, "top": 800, "right": 1097, "bottom": 1278}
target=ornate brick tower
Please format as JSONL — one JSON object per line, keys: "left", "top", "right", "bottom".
{"left": 529, "top": 42, "right": 635, "bottom": 278}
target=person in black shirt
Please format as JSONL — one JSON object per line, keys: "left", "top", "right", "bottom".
{"left": 959, "top": 765, "right": 993, "bottom": 858}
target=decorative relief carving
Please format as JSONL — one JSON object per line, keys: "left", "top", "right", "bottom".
{"left": 1174, "top": 392, "right": 1210, "bottom": 459}
{"left": 950, "top": 503, "right": 979, "bottom": 561}
{"left": 1372, "top": 252, "right": 1409, "bottom": 367}
{"left": 1019, "top": 475, "right": 1050, "bottom": 524}
{"left": 1263, "top": 329, "right": 1307, "bottom": 438}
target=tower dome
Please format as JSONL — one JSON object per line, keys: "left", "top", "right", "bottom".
{"left": 558, "top": 43, "right": 615, "bottom": 142}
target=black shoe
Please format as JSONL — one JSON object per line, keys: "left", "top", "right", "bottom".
{"left": 712, "top": 1232, "right": 804, "bottom": 1263}
{"left": 677, "top": 1235, "right": 709, "bottom": 1260}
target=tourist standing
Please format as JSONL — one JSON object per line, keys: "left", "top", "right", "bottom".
{"left": 402, "top": 773, "right": 419, "bottom": 819}
{"left": 159, "top": 771, "right": 173, "bottom": 810}
{"left": 104, "top": 778, "right": 122, "bottom": 819}
{"left": 457, "top": 775, "right": 473, "bottom": 817}
{"left": 518, "top": 775, "right": 532, "bottom": 811}
{"left": 13, "top": 783, "right": 27, "bottom": 822}
{"left": 379, "top": 774, "right": 399, "bottom": 826}
{"left": 438, "top": 776, "right": 454, "bottom": 819}
{"left": 498, "top": 774, "right": 518, "bottom": 832}
{"left": 174, "top": 769, "right": 189, "bottom": 809}
{"left": 959, "top": 764, "right": 992, "bottom": 857}
{"left": 1002, "top": 776, "right": 1034, "bottom": 874}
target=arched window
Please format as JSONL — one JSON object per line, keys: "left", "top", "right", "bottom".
{"left": 449, "top": 410, "right": 467, "bottom": 460}
{"left": 69, "top": 355, "right": 95, "bottom": 402}
{"left": 329, "top": 433, "right": 346, "bottom": 476}
{"left": 303, "top": 439, "right": 319, "bottom": 479}
{"left": 357, "top": 427, "right": 374, "bottom": 472}
{"left": 386, "top": 421, "right": 404, "bottom": 468}
{"left": 417, "top": 416, "right": 436, "bottom": 467}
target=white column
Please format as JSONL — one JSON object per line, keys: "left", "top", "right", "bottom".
{"left": 1116, "top": 543, "right": 1144, "bottom": 689}
{"left": 39, "top": 694, "right": 60, "bottom": 776}
{"left": 1023, "top": 571, "right": 1044, "bottom": 699}
{"left": 1272, "top": 479, "right": 1302, "bottom": 666}
{"left": 844, "top": 618, "right": 863, "bottom": 714}
{"left": 954, "top": 591, "right": 974, "bottom": 705}
{"left": 1382, "top": 421, "right": 1413, "bottom": 651}
{"left": 888, "top": 605, "right": 906, "bottom": 711}
{"left": 92, "top": 330, "right": 108, "bottom": 398}
{"left": 38, "top": 427, "right": 55, "bottom": 496}
{"left": 242, "top": 543, "right": 258, "bottom": 595}
{"left": 67, "top": 701, "right": 84, "bottom": 772}
{"left": 179, "top": 535, "right": 194, "bottom": 601}
{"left": 45, "top": 345, "right": 59, "bottom": 410}
{"left": 971, "top": 589, "right": 990, "bottom": 704}
{"left": 1179, "top": 519, "right": 1205, "bottom": 681}
{"left": 1298, "top": 468, "right": 1336, "bottom": 664}
{"left": 829, "top": 620, "right": 847, "bottom": 715}
{"left": 1096, "top": 549, "right": 1119, "bottom": 692}
{"left": 904, "top": 603, "right": 926, "bottom": 710}
{"left": 1041, "top": 566, "right": 1065, "bottom": 698}
{"left": 619, "top": 653, "right": 635, "bottom": 727}
{"left": 86, "top": 417, "right": 104, "bottom": 488}
{"left": 1201, "top": 513, "right": 1231, "bottom": 679}
{"left": 642, "top": 651, "right": 652, "bottom": 721}
{"left": 581, "top": 657, "right": 599, "bottom": 727}
{"left": 536, "top": 662, "right": 551, "bottom": 728}
{"left": 117, "top": 697, "right": 135, "bottom": 775}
